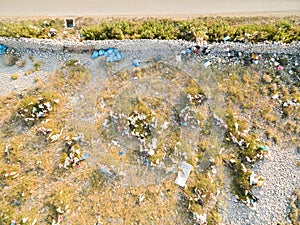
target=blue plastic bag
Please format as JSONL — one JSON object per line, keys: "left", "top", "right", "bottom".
{"left": 0, "top": 44, "right": 7, "bottom": 55}
{"left": 133, "top": 59, "right": 139, "bottom": 67}
{"left": 92, "top": 51, "right": 99, "bottom": 59}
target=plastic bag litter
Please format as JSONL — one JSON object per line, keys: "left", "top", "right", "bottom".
{"left": 223, "top": 36, "right": 230, "bottom": 43}
{"left": 133, "top": 59, "right": 140, "bottom": 67}
{"left": 92, "top": 47, "right": 124, "bottom": 62}
{"left": 0, "top": 44, "right": 7, "bottom": 55}
{"left": 175, "top": 161, "right": 193, "bottom": 187}
{"left": 92, "top": 51, "right": 99, "bottom": 59}
{"left": 80, "top": 152, "right": 90, "bottom": 161}
{"left": 204, "top": 61, "right": 212, "bottom": 68}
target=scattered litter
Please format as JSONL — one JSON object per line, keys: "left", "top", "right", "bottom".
{"left": 249, "top": 171, "right": 265, "bottom": 187}
{"left": 80, "top": 152, "right": 90, "bottom": 161}
{"left": 92, "top": 47, "right": 124, "bottom": 62}
{"left": 277, "top": 65, "right": 284, "bottom": 70}
{"left": 175, "top": 161, "right": 193, "bottom": 187}
{"left": 17, "top": 98, "right": 55, "bottom": 124}
{"left": 59, "top": 135, "right": 86, "bottom": 169}
{"left": 0, "top": 44, "right": 7, "bottom": 55}
{"left": 48, "top": 28, "right": 57, "bottom": 37}
{"left": 204, "top": 61, "right": 211, "bottom": 68}
{"left": 193, "top": 212, "right": 207, "bottom": 225}
{"left": 133, "top": 59, "right": 140, "bottom": 67}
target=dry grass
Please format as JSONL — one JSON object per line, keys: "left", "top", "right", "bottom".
{"left": 0, "top": 54, "right": 299, "bottom": 225}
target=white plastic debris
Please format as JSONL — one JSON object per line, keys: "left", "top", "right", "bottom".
{"left": 176, "top": 55, "right": 182, "bottom": 62}
{"left": 272, "top": 94, "right": 279, "bottom": 100}
{"left": 249, "top": 171, "right": 264, "bottom": 186}
{"left": 204, "top": 61, "right": 211, "bottom": 68}
{"left": 193, "top": 212, "right": 207, "bottom": 224}
{"left": 175, "top": 161, "right": 193, "bottom": 187}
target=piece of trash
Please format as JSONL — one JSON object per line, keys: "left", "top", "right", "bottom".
{"left": 223, "top": 36, "right": 230, "bottom": 43}
{"left": 272, "top": 94, "right": 279, "bottom": 100}
{"left": 193, "top": 212, "right": 207, "bottom": 225}
{"left": 92, "top": 48, "right": 124, "bottom": 62}
{"left": 277, "top": 65, "right": 284, "bottom": 71}
{"left": 118, "top": 151, "right": 124, "bottom": 155}
{"left": 80, "top": 152, "right": 90, "bottom": 161}
{"left": 176, "top": 55, "right": 182, "bottom": 62}
{"left": 139, "top": 194, "right": 145, "bottom": 203}
{"left": 0, "top": 44, "right": 7, "bottom": 55}
{"left": 249, "top": 171, "right": 265, "bottom": 186}
{"left": 95, "top": 215, "right": 104, "bottom": 225}
{"left": 186, "top": 47, "right": 192, "bottom": 54}
{"left": 175, "top": 161, "right": 193, "bottom": 187}
{"left": 49, "top": 28, "right": 57, "bottom": 37}
{"left": 92, "top": 51, "right": 99, "bottom": 59}
{"left": 148, "top": 149, "right": 155, "bottom": 156}
{"left": 133, "top": 59, "right": 140, "bottom": 67}
{"left": 260, "top": 145, "right": 269, "bottom": 152}
{"left": 204, "top": 61, "right": 211, "bottom": 68}
{"left": 4, "top": 145, "right": 9, "bottom": 155}
{"left": 145, "top": 159, "right": 149, "bottom": 167}
{"left": 251, "top": 53, "right": 259, "bottom": 60}
{"left": 22, "top": 217, "right": 28, "bottom": 223}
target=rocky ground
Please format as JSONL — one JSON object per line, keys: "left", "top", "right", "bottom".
{"left": 0, "top": 37, "right": 299, "bottom": 224}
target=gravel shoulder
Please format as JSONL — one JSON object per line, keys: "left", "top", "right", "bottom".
{"left": 0, "top": 37, "right": 299, "bottom": 224}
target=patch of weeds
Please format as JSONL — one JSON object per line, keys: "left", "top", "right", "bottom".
{"left": 128, "top": 98, "right": 153, "bottom": 139}
{"left": 225, "top": 109, "right": 267, "bottom": 163}
{"left": 206, "top": 205, "right": 220, "bottom": 225}
{"left": 10, "top": 74, "right": 18, "bottom": 80}
{"left": 5, "top": 54, "right": 18, "bottom": 66}
{"left": 51, "top": 63, "right": 91, "bottom": 92}
{"left": 64, "top": 59, "right": 79, "bottom": 67}
{"left": 289, "top": 189, "right": 300, "bottom": 225}
{"left": 33, "top": 60, "right": 44, "bottom": 72}
{"left": 15, "top": 59, "right": 26, "bottom": 67}
{"left": 89, "top": 169, "right": 108, "bottom": 189}
{"left": 24, "top": 70, "right": 33, "bottom": 76}
{"left": 57, "top": 134, "right": 85, "bottom": 170}
{"left": 185, "top": 78, "right": 206, "bottom": 106}
{"left": 28, "top": 55, "right": 34, "bottom": 62}
{"left": 0, "top": 205, "right": 14, "bottom": 225}
{"left": 46, "top": 185, "right": 74, "bottom": 224}
{"left": 14, "top": 90, "right": 61, "bottom": 127}
{"left": 2, "top": 175, "right": 38, "bottom": 208}
{"left": 183, "top": 171, "right": 218, "bottom": 224}
{"left": 223, "top": 154, "right": 252, "bottom": 202}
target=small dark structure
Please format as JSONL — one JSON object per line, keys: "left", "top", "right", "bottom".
{"left": 65, "top": 18, "right": 75, "bottom": 28}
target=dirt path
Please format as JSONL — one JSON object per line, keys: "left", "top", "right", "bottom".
{"left": 0, "top": 0, "right": 299, "bottom": 17}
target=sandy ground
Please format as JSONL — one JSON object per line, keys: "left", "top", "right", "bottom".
{"left": 0, "top": 0, "right": 299, "bottom": 17}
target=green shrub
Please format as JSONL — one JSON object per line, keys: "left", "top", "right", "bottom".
{"left": 11, "top": 74, "right": 18, "bottom": 80}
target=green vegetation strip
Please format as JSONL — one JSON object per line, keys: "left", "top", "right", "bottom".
{"left": 0, "top": 17, "right": 299, "bottom": 43}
